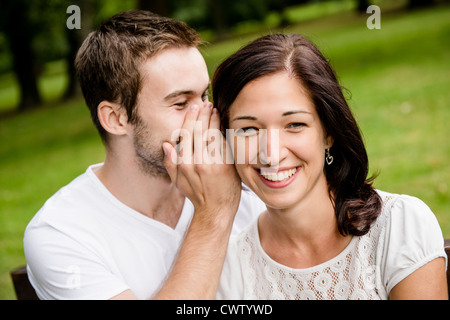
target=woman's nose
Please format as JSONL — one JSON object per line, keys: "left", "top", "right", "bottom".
{"left": 258, "top": 129, "right": 287, "bottom": 168}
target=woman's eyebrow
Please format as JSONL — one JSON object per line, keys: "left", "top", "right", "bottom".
{"left": 230, "top": 115, "right": 258, "bottom": 122}
{"left": 231, "top": 109, "right": 312, "bottom": 122}
{"left": 282, "top": 110, "right": 312, "bottom": 116}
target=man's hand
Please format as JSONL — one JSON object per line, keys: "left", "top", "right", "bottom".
{"left": 162, "top": 102, "right": 241, "bottom": 226}
{"left": 148, "top": 102, "right": 242, "bottom": 299}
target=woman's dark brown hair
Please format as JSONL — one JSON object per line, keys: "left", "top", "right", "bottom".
{"left": 213, "top": 33, "right": 381, "bottom": 236}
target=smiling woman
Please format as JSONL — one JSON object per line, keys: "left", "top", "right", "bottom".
{"left": 212, "top": 33, "right": 448, "bottom": 300}
{"left": 214, "top": 34, "right": 381, "bottom": 237}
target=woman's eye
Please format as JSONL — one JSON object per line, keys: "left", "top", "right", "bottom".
{"left": 288, "top": 123, "right": 305, "bottom": 130}
{"left": 235, "top": 127, "right": 259, "bottom": 137}
{"left": 202, "top": 92, "right": 209, "bottom": 101}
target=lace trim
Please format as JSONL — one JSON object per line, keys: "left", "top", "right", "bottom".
{"left": 238, "top": 191, "right": 395, "bottom": 300}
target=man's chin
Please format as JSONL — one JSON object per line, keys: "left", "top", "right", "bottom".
{"left": 136, "top": 157, "right": 169, "bottom": 180}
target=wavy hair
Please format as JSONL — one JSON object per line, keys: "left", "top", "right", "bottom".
{"left": 213, "top": 34, "right": 381, "bottom": 236}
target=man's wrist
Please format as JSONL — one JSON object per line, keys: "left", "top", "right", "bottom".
{"left": 191, "top": 206, "right": 237, "bottom": 233}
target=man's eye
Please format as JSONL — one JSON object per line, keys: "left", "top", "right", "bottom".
{"left": 235, "top": 127, "right": 258, "bottom": 137}
{"left": 174, "top": 101, "right": 188, "bottom": 107}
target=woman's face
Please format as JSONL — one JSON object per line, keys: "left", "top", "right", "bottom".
{"left": 228, "top": 72, "right": 333, "bottom": 210}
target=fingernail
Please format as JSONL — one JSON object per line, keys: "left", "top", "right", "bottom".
{"left": 212, "top": 108, "right": 218, "bottom": 115}
{"left": 162, "top": 143, "right": 169, "bottom": 156}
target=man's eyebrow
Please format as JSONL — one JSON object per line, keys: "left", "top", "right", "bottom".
{"left": 163, "top": 82, "right": 211, "bottom": 102}
{"left": 164, "top": 90, "right": 195, "bottom": 101}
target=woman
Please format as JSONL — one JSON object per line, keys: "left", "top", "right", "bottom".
{"left": 212, "top": 34, "right": 448, "bottom": 299}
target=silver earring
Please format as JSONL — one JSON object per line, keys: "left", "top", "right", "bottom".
{"left": 325, "top": 148, "right": 333, "bottom": 165}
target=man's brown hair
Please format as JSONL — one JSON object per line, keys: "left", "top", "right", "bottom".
{"left": 75, "top": 10, "right": 202, "bottom": 142}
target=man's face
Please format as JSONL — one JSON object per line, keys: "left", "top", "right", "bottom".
{"left": 132, "top": 47, "right": 210, "bottom": 178}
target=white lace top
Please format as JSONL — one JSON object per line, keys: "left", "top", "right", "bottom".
{"left": 217, "top": 190, "right": 447, "bottom": 300}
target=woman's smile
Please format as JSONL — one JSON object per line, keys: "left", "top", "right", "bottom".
{"left": 256, "top": 166, "right": 300, "bottom": 188}
{"left": 228, "top": 72, "right": 332, "bottom": 209}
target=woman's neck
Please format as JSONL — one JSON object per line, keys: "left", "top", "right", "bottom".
{"left": 258, "top": 186, "right": 351, "bottom": 269}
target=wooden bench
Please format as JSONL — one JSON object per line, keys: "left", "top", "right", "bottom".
{"left": 10, "top": 239, "right": 450, "bottom": 300}
{"left": 10, "top": 266, "right": 38, "bottom": 300}
{"left": 445, "top": 239, "right": 450, "bottom": 298}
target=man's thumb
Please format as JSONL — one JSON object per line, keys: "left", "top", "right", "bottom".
{"left": 162, "top": 142, "right": 178, "bottom": 182}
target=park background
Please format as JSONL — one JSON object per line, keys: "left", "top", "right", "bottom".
{"left": 0, "top": 0, "right": 449, "bottom": 299}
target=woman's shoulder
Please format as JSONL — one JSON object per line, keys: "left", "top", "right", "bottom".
{"left": 372, "top": 189, "right": 444, "bottom": 243}
{"left": 377, "top": 189, "right": 429, "bottom": 207}
{"left": 372, "top": 190, "right": 446, "bottom": 293}
{"left": 375, "top": 189, "right": 438, "bottom": 227}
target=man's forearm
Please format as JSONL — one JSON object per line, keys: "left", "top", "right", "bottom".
{"left": 152, "top": 208, "right": 234, "bottom": 299}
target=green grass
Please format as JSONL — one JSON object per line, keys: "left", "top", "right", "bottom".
{"left": 299, "top": 6, "right": 450, "bottom": 235}
{"left": 1, "top": 3, "right": 450, "bottom": 299}
{"left": 0, "top": 100, "right": 105, "bottom": 298}
{"left": 0, "top": 60, "right": 70, "bottom": 112}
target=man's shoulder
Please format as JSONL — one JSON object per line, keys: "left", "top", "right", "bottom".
{"left": 26, "top": 165, "right": 101, "bottom": 228}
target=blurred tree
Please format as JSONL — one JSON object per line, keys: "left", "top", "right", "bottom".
{"left": 269, "top": 0, "right": 298, "bottom": 27}
{"left": 64, "top": 0, "right": 94, "bottom": 100}
{"left": 356, "top": 0, "right": 371, "bottom": 13}
{"left": 0, "top": 0, "right": 137, "bottom": 110}
{"left": 409, "top": 0, "right": 435, "bottom": 9}
{"left": 2, "top": 0, "right": 42, "bottom": 111}
{"left": 138, "top": 0, "right": 171, "bottom": 16}
{"left": 208, "top": 0, "right": 228, "bottom": 39}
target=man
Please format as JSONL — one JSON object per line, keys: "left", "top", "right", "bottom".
{"left": 23, "top": 10, "right": 264, "bottom": 300}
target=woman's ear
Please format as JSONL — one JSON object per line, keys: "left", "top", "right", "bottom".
{"left": 325, "top": 135, "right": 334, "bottom": 149}
{"left": 97, "top": 101, "right": 129, "bottom": 136}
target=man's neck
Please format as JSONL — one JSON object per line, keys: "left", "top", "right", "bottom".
{"left": 94, "top": 154, "right": 185, "bottom": 229}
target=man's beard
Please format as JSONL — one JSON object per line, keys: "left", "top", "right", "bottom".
{"left": 132, "top": 116, "right": 170, "bottom": 179}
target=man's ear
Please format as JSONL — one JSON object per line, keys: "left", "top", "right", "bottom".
{"left": 97, "top": 101, "right": 129, "bottom": 136}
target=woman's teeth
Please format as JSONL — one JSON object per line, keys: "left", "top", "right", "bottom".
{"left": 260, "top": 168, "right": 297, "bottom": 182}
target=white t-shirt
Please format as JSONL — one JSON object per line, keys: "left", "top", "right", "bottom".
{"left": 217, "top": 190, "right": 447, "bottom": 300}
{"left": 24, "top": 163, "right": 266, "bottom": 300}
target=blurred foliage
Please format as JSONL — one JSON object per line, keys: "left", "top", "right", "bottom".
{"left": 0, "top": 0, "right": 449, "bottom": 299}
{"left": 0, "top": 0, "right": 137, "bottom": 72}
{"left": 0, "top": 0, "right": 447, "bottom": 110}
{"left": 1, "top": 0, "right": 438, "bottom": 74}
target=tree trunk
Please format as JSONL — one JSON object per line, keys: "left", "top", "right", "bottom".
{"left": 409, "top": 0, "right": 435, "bottom": 9}
{"left": 357, "top": 0, "right": 371, "bottom": 14}
{"left": 64, "top": 0, "right": 93, "bottom": 100}
{"left": 208, "top": 0, "right": 229, "bottom": 40}
{"left": 4, "top": 0, "right": 42, "bottom": 111}
{"left": 138, "top": 0, "right": 171, "bottom": 17}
